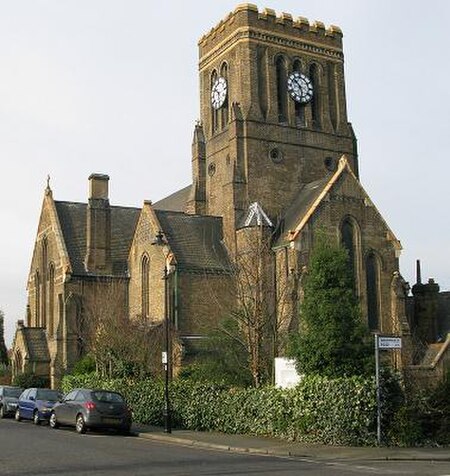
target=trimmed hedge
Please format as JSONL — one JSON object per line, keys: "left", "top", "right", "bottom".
{"left": 62, "top": 373, "right": 377, "bottom": 445}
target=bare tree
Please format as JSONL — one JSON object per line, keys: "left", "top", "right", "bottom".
{"left": 202, "top": 225, "right": 293, "bottom": 387}
{"left": 76, "top": 278, "right": 165, "bottom": 378}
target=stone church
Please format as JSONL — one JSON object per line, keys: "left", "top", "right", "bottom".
{"left": 12, "top": 4, "right": 449, "bottom": 387}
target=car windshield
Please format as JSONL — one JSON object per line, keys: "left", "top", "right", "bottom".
{"left": 4, "top": 388, "right": 22, "bottom": 398}
{"left": 92, "top": 391, "right": 124, "bottom": 403}
{"left": 36, "top": 390, "right": 61, "bottom": 401}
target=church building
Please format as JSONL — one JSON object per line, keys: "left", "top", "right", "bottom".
{"left": 12, "top": 5, "right": 449, "bottom": 387}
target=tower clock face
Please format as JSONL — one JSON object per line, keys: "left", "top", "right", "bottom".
{"left": 211, "top": 77, "right": 228, "bottom": 110}
{"left": 287, "top": 72, "right": 313, "bottom": 104}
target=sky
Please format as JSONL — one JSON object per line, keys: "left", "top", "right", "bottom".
{"left": 1, "top": 1, "right": 449, "bottom": 347}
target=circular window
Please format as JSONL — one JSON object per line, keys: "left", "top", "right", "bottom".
{"left": 324, "top": 157, "right": 337, "bottom": 172}
{"left": 208, "top": 162, "right": 216, "bottom": 177}
{"left": 269, "top": 148, "right": 283, "bottom": 164}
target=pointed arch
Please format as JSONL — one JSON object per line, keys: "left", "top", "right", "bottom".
{"left": 41, "top": 238, "right": 48, "bottom": 328}
{"left": 34, "top": 271, "right": 41, "bottom": 327}
{"left": 366, "top": 251, "right": 381, "bottom": 331}
{"left": 141, "top": 254, "right": 150, "bottom": 318}
{"left": 211, "top": 69, "right": 219, "bottom": 134}
{"left": 220, "top": 62, "right": 229, "bottom": 129}
{"left": 276, "top": 55, "right": 288, "bottom": 123}
{"left": 309, "top": 63, "right": 321, "bottom": 129}
{"left": 340, "top": 216, "right": 362, "bottom": 295}
{"left": 48, "top": 263, "right": 55, "bottom": 336}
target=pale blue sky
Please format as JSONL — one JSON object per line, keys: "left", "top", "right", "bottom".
{"left": 1, "top": 1, "right": 449, "bottom": 346}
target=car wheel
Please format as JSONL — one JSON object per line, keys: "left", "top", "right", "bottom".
{"left": 33, "top": 410, "right": 41, "bottom": 425}
{"left": 15, "top": 409, "right": 21, "bottom": 422}
{"left": 75, "top": 414, "right": 87, "bottom": 434}
{"left": 0, "top": 405, "right": 5, "bottom": 419}
{"left": 49, "top": 412, "right": 59, "bottom": 429}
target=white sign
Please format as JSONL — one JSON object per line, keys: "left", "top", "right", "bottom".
{"left": 378, "top": 336, "right": 402, "bottom": 349}
{"left": 161, "top": 351, "right": 168, "bottom": 364}
{"left": 274, "top": 358, "right": 302, "bottom": 389}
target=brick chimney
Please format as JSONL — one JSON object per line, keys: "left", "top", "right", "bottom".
{"left": 84, "top": 174, "right": 112, "bottom": 274}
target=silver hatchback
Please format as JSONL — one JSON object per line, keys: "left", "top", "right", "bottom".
{"left": 49, "top": 388, "right": 132, "bottom": 434}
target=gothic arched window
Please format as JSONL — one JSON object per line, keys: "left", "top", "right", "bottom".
{"left": 41, "top": 239, "right": 48, "bottom": 328}
{"left": 293, "top": 59, "right": 305, "bottom": 126}
{"left": 340, "top": 217, "right": 361, "bottom": 294}
{"left": 366, "top": 252, "right": 380, "bottom": 331}
{"left": 309, "top": 63, "right": 321, "bottom": 129}
{"left": 220, "top": 62, "right": 229, "bottom": 129}
{"left": 276, "top": 55, "right": 288, "bottom": 123}
{"left": 341, "top": 218, "right": 355, "bottom": 280}
{"left": 48, "top": 263, "right": 55, "bottom": 336}
{"left": 35, "top": 271, "right": 40, "bottom": 327}
{"left": 141, "top": 255, "right": 150, "bottom": 318}
{"left": 211, "top": 70, "right": 219, "bottom": 134}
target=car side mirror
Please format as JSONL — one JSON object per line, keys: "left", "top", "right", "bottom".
{"left": 29, "top": 396, "right": 35, "bottom": 401}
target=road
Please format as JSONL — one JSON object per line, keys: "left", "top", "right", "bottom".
{"left": 1, "top": 418, "right": 449, "bottom": 475}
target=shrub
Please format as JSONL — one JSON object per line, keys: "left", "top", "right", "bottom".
{"left": 62, "top": 373, "right": 378, "bottom": 446}
{"left": 13, "top": 372, "right": 49, "bottom": 389}
{"left": 71, "top": 355, "right": 96, "bottom": 375}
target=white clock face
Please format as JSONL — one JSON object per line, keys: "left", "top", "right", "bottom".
{"left": 211, "top": 77, "right": 228, "bottom": 110}
{"left": 287, "top": 72, "right": 313, "bottom": 104}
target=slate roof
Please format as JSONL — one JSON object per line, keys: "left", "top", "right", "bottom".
{"left": 275, "top": 175, "right": 331, "bottom": 246}
{"left": 155, "top": 210, "right": 231, "bottom": 273}
{"left": 22, "top": 328, "right": 50, "bottom": 362}
{"left": 153, "top": 185, "right": 191, "bottom": 212}
{"left": 55, "top": 201, "right": 140, "bottom": 276}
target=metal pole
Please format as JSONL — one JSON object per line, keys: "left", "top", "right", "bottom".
{"left": 375, "top": 333, "right": 381, "bottom": 446}
{"left": 163, "top": 265, "right": 171, "bottom": 434}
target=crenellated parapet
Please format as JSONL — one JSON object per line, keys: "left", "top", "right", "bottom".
{"left": 199, "top": 4, "right": 343, "bottom": 66}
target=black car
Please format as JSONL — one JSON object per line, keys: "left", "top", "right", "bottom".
{"left": 50, "top": 388, "right": 132, "bottom": 434}
{"left": 0, "top": 386, "right": 23, "bottom": 418}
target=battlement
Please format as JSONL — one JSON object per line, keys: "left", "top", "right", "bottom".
{"left": 199, "top": 4, "right": 343, "bottom": 59}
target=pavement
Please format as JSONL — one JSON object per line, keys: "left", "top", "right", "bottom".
{"left": 132, "top": 423, "right": 450, "bottom": 462}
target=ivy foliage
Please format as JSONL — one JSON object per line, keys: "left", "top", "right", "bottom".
{"left": 289, "top": 235, "right": 374, "bottom": 378}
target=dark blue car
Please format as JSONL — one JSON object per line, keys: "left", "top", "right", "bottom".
{"left": 15, "top": 388, "right": 62, "bottom": 425}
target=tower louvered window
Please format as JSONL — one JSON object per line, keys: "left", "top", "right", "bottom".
{"left": 276, "top": 56, "right": 288, "bottom": 123}
{"left": 211, "top": 70, "right": 219, "bottom": 133}
{"left": 220, "top": 63, "right": 229, "bottom": 129}
{"left": 309, "top": 63, "right": 321, "bottom": 129}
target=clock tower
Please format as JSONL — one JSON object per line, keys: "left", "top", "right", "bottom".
{"left": 187, "top": 4, "right": 358, "bottom": 248}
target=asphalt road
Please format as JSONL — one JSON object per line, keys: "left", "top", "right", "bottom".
{"left": 1, "top": 418, "right": 449, "bottom": 475}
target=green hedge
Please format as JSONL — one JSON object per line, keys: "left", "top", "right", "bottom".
{"left": 62, "top": 373, "right": 377, "bottom": 445}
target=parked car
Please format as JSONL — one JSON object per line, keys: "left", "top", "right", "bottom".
{"left": 0, "top": 386, "right": 23, "bottom": 418}
{"left": 49, "top": 388, "right": 132, "bottom": 434}
{"left": 15, "top": 388, "right": 62, "bottom": 425}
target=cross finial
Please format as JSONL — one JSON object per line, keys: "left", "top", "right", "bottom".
{"left": 45, "top": 174, "right": 52, "bottom": 195}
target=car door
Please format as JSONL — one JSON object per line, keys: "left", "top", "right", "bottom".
{"left": 25, "top": 389, "right": 37, "bottom": 419}
{"left": 18, "top": 389, "right": 29, "bottom": 417}
{"left": 58, "top": 391, "right": 78, "bottom": 424}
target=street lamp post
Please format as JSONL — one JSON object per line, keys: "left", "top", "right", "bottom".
{"left": 162, "top": 262, "right": 171, "bottom": 433}
{"left": 152, "top": 231, "right": 172, "bottom": 434}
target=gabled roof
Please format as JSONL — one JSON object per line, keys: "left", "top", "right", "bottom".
{"left": 21, "top": 328, "right": 50, "bottom": 362}
{"left": 55, "top": 201, "right": 140, "bottom": 276}
{"left": 277, "top": 156, "right": 401, "bottom": 250}
{"left": 153, "top": 185, "right": 191, "bottom": 212}
{"left": 154, "top": 210, "right": 231, "bottom": 273}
